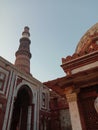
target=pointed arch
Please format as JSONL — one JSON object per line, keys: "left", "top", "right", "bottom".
{"left": 10, "top": 83, "right": 34, "bottom": 130}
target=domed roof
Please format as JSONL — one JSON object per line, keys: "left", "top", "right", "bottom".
{"left": 75, "top": 23, "right": 98, "bottom": 53}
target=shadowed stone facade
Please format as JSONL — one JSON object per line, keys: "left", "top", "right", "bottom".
{"left": 0, "top": 23, "right": 98, "bottom": 130}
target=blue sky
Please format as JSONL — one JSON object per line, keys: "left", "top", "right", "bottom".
{"left": 0, "top": 0, "right": 98, "bottom": 82}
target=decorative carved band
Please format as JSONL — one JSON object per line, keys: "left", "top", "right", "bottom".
{"left": 66, "top": 93, "right": 77, "bottom": 102}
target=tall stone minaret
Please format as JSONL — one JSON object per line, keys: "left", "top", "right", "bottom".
{"left": 15, "top": 26, "right": 32, "bottom": 74}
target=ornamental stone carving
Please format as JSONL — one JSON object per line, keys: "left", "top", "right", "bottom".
{"left": 66, "top": 93, "right": 77, "bottom": 102}
{"left": 76, "top": 23, "right": 98, "bottom": 54}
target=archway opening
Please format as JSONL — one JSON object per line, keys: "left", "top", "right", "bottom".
{"left": 10, "top": 85, "right": 32, "bottom": 130}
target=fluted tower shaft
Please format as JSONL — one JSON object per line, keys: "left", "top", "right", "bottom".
{"left": 15, "top": 27, "right": 32, "bottom": 74}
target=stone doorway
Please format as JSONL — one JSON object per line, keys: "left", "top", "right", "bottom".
{"left": 10, "top": 86, "right": 33, "bottom": 130}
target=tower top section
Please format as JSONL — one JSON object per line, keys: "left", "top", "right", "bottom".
{"left": 22, "top": 26, "right": 30, "bottom": 39}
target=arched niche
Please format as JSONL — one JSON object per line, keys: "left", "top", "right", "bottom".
{"left": 10, "top": 85, "right": 34, "bottom": 130}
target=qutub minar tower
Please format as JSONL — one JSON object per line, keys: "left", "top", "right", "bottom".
{"left": 15, "top": 26, "right": 32, "bottom": 74}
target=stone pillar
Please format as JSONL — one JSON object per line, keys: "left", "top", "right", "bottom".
{"left": 27, "top": 106, "right": 32, "bottom": 130}
{"left": 66, "top": 92, "right": 82, "bottom": 130}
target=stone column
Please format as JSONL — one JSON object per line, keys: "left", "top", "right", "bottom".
{"left": 66, "top": 92, "right": 82, "bottom": 130}
{"left": 27, "top": 106, "right": 32, "bottom": 130}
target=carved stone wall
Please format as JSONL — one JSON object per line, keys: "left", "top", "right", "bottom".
{"left": 79, "top": 86, "right": 98, "bottom": 130}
